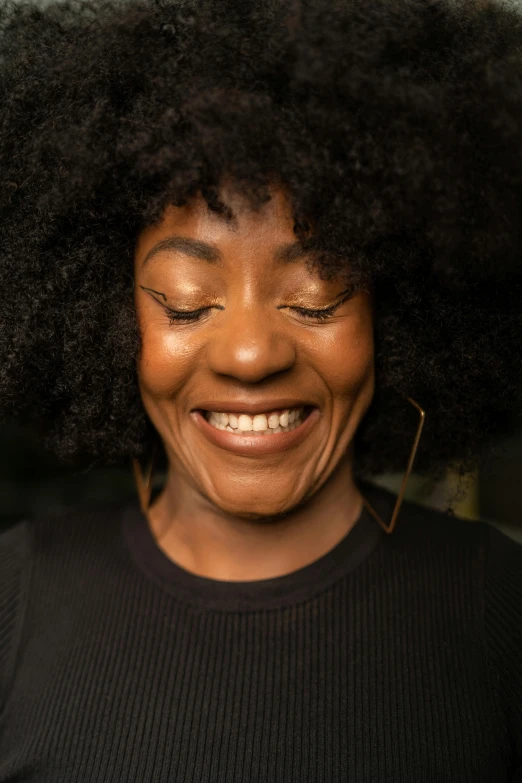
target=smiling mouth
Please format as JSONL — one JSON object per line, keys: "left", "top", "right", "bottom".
{"left": 202, "top": 406, "right": 312, "bottom": 435}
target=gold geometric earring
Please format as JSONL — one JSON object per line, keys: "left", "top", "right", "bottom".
{"left": 361, "top": 396, "right": 426, "bottom": 535}
{"left": 132, "top": 443, "right": 157, "bottom": 515}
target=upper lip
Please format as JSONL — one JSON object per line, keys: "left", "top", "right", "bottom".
{"left": 194, "top": 399, "right": 316, "bottom": 415}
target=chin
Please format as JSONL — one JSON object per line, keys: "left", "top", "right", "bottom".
{"left": 208, "top": 492, "right": 302, "bottom": 522}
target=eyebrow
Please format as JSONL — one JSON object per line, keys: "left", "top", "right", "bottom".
{"left": 141, "top": 236, "right": 311, "bottom": 267}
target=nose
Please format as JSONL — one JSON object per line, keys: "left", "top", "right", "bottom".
{"left": 206, "top": 303, "right": 296, "bottom": 383}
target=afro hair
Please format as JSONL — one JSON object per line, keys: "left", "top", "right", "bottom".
{"left": 0, "top": 0, "right": 521, "bottom": 481}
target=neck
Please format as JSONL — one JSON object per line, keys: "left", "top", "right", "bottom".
{"left": 146, "top": 456, "right": 363, "bottom": 582}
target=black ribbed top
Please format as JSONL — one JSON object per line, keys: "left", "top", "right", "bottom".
{"left": 1, "top": 481, "right": 521, "bottom": 782}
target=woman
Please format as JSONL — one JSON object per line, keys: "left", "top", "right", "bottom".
{"left": 0, "top": 0, "right": 521, "bottom": 779}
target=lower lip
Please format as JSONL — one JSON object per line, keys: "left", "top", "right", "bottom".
{"left": 191, "top": 408, "right": 321, "bottom": 456}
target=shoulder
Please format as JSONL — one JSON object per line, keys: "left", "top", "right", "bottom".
{"left": 0, "top": 499, "right": 136, "bottom": 726}
{"left": 479, "top": 523, "right": 522, "bottom": 745}
{"left": 400, "top": 492, "right": 522, "bottom": 579}
{"left": 0, "top": 518, "right": 33, "bottom": 624}
{"left": 483, "top": 521, "right": 522, "bottom": 595}
{"left": 0, "top": 497, "right": 134, "bottom": 623}
{"left": 387, "top": 485, "right": 522, "bottom": 699}
{"left": 395, "top": 493, "right": 522, "bottom": 750}
{"left": 362, "top": 479, "right": 494, "bottom": 553}
{"left": 16, "top": 499, "right": 138, "bottom": 593}
{"left": 482, "top": 522, "right": 522, "bottom": 670}
{"left": 0, "top": 518, "right": 32, "bottom": 723}
{"left": 0, "top": 516, "right": 32, "bottom": 570}
{"left": 26, "top": 497, "right": 133, "bottom": 552}
{"left": 0, "top": 517, "right": 32, "bottom": 613}
{"left": 365, "top": 481, "right": 522, "bottom": 660}
{"left": 362, "top": 480, "right": 521, "bottom": 585}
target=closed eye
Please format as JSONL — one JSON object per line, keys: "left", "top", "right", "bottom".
{"left": 140, "top": 285, "right": 355, "bottom": 325}
{"left": 283, "top": 289, "right": 355, "bottom": 322}
{"left": 290, "top": 302, "right": 344, "bottom": 322}
{"left": 140, "top": 286, "right": 218, "bottom": 324}
{"left": 165, "top": 306, "right": 212, "bottom": 323}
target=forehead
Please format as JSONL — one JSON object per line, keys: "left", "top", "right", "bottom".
{"left": 135, "top": 182, "right": 300, "bottom": 261}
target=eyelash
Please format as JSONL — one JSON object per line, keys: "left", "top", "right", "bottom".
{"left": 289, "top": 302, "right": 343, "bottom": 322}
{"left": 165, "top": 307, "right": 211, "bottom": 324}
{"left": 164, "top": 296, "right": 350, "bottom": 325}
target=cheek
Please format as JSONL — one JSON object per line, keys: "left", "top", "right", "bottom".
{"left": 137, "top": 321, "right": 196, "bottom": 400}
{"left": 311, "top": 317, "right": 374, "bottom": 402}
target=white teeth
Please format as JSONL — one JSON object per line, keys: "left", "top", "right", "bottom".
{"left": 252, "top": 414, "right": 268, "bottom": 431}
{"left": 268, "top": 413, "right": 279, "bottom": 429}
{"left": 206, "top": 407, "right": 305, "bottom": 434}
{"left": 237, "top": 414, "right": 253, "bottom": 431}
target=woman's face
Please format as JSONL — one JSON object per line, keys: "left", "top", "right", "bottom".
{"left": 134, "top": 183, "right": 375, "bottom": 519}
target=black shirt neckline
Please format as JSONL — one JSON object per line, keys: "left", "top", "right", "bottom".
{"left": 122, "top": 481, "right": 388, "bottom": 611}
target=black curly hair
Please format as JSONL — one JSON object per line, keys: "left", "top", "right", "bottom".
{"left": 0, "top": 0, "right": 521, "bottom": 482}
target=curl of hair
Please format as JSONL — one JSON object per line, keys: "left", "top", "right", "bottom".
{"left": 0, "top": 0, "right": 521, "bottom": 480}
